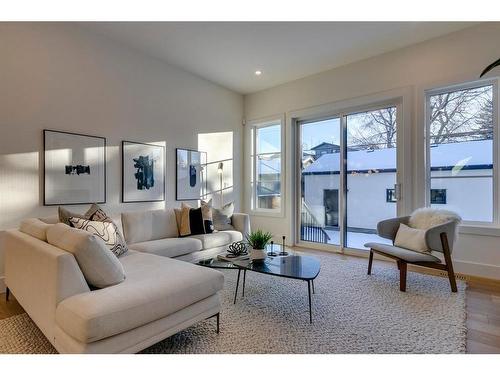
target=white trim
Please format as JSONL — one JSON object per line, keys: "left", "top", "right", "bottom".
{"left": 424, "top": 78, "right": 499, "bottom": 226}
{"left": 459, "top": 224, "right": 500, "bottom": 237}
{"left": 247, "top": 115, "right": 286, "bottom": 218}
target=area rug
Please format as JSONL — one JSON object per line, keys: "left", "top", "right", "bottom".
{"left": 0, "top": 254, "right": 467, "bottom": 354}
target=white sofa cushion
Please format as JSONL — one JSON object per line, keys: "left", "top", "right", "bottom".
{"left": 55, "top": 251, "right": 224, "bottom": 343}
{"left": 121, "top": 209, "right": 178, "bottom": 244}
{"left": 190, "top": 230, "right": 242, "bottom": 249}
{"left": 128, "top": 237, "right": 203, "bottom": 258}
{"left": 19, "top": 218, "right": 52, "bottom": 241}
{"left": 47, "top": 223, "right": 126, "bottom": 288}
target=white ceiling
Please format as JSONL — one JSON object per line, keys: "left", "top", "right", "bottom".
{"left": 82, "top": 22, "right": 476, "bottom": 94}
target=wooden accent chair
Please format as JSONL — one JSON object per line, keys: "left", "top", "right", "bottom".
{"left": 365, "top": 216, "right": 459, "bottom": 292}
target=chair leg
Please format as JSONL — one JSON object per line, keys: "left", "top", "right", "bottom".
{"left": 5, "top": 287, "right": 10, "bottom": 302}
{"left": 441, "top": 233, "right": 458, "bottom": 293}
{"left": 367, "top": 250, "right": 374, "bottom": 275}
{"left": 398, "top": 261, "right": 407, "bottom": 292}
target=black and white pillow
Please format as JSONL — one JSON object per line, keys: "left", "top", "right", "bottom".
{"left": 69, "top": 217, "right": 128, "bottom": 257}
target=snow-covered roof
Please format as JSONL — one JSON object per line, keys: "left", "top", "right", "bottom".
{"left": 302, "top": 139, "right": 493, "bottom": 174}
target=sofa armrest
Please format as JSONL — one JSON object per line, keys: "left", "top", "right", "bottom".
{"left": 231, "top": 213, "right": 251, "bottom": 239}
{"left": 4, "top": 230, "right": 90, "bottom": 342}
{"left": 377, "top": 216, "right": 410, "bottom": 241}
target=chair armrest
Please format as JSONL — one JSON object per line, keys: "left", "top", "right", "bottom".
{"left": 231, "top": 213, "right": 251, "bottom": 239}
{"left": 425, "top": 220, "right": 458, "bottom": 253}
{"left": 377, "top": 216, "right": 410, "bottom": 241}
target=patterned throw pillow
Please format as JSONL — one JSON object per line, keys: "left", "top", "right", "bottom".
{"left": 212, "top": 202, "right": 234, "bottom": 231}
{"left": 69, "top": 217, "right": 128, "bottom": 257}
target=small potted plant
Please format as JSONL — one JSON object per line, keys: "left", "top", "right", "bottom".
{"left": 245, "top": 229, "right": 273, "bottom": 263}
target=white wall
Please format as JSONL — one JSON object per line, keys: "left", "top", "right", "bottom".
{"left": 244, "top": 23, "right": 500, "bottom": 279}
{"left": 0, "top": 23, "right": 243, "bottom": 288}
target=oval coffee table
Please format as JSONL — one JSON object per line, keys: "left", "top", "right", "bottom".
{"left": 232, "top": 255, "right": 320, "bottom": 323}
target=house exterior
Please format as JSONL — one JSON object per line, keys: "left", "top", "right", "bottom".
{"left": 310, "top": 142, "right": 340, "bottom": 157}
{"left": 301, "top": 139, "right": 493, "bottom": 230}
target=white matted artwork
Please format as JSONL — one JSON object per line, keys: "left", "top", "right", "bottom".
{"left": 176, "top": 148, "right": 207, "bottom": 200}
{"left": 44, "top": 130, "right": 106, "bottom": 206}
{"left": 122, "top": 141, "right": 165, "bottom": 202}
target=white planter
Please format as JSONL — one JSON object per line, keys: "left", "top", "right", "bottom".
{"left": 250, "top": 247, "right": 267, "bottom": 262}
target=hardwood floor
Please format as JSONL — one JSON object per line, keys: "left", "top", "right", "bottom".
{"left": 1, "top": 250, "right": 499, "bottom": 353}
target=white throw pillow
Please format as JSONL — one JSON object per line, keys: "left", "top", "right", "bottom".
{"left": 47, "top": 223, "right": 125, "bottom": 288}
{"left": 69, "top": 217, "right": 128, "bottom": 257}
{"left": 394, "top": 223, "right": 429, "bottom": 253}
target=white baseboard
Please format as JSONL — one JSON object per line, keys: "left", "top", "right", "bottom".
{"left": 0, "top": 276, "right": 5, "bottom": 293}
{"left": 454, "top": 260, "right": 500, "bottom": 280}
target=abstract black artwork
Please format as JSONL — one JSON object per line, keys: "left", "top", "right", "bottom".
{"left": 176, "top": 148, "right": 207, "bottom": 201}
{"left": 133, "top": 155, "right": 155, "bottom": 190}
{"left": 44, "top": 130, "right": 106, "bottom": 205}
{"left": 122, "top": 141, "right": 165, "bottom": 202}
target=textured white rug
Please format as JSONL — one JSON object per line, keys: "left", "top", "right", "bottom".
{"left": 0, "top": 254, "right": 467, "bottom": 354}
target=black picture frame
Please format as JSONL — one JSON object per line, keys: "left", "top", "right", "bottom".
{"left": 43, "top": 129, "right": 106, "bottom": 206}
{"left": 176, "top": 148, "right": 208, "bottom": 201}
{"left": 122, "top": 140, "right": 166, "bottom": 203}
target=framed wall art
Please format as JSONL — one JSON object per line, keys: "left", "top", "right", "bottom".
{"left": 43, "top": 130, "right": 106, "bottom": 206}
{"left": 176, "top": 148, "right": 207, "bottom": 201}
{"left": 122, "top": 141, "right": 165, "bottom": 203}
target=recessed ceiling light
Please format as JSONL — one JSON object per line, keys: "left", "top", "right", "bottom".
{"left": 255, "top": 70, "right": 262, "bottom": 76}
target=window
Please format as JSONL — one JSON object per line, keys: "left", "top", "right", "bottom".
{"left": 386, "top": 189, "right": 397, "bottom": 203}
{"left": 251, "top": 120, "right": 283, "bottom": 213}
{"left": 430, "top": 189, "right": 447, "bottom": 204}
{"left": 426, "top": 82, "right": 496, "bottom": 223}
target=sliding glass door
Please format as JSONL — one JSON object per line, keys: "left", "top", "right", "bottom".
{"left": 299, "top": 118, "right": 341, "bottom": 246}
{"left": 297, "top": 104, "right": 401, "bottom": 251}
{"left": 345, "top": 107, "right": 398, "bottom": 249}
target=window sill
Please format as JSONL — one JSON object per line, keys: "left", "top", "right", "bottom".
{"left": 459, "top": 224, "right": 500, "bottom": 237}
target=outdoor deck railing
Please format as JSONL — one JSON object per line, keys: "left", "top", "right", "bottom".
{"left": 300, "top": 200, "right": 330, "bottom": 244}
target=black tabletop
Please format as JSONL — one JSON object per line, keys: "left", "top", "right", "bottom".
{"left": 233, "top": 255, "right": 320, "bottom": 281}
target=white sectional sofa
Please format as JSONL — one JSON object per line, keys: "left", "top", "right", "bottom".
{"left": 120, "top": 208, "right": 250, "bottom": 262}
{"left": 4, "top": 208, "right": 250, "bottom": 353}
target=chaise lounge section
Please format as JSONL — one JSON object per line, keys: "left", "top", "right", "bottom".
{"left": 4, "top": 208, "right": 250, "bottom": 353}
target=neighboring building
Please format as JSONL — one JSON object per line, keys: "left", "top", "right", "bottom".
{"left": 310, "top": 142, "right": 340, "bottom": 157}
{"left": 256, "top": 156, "right": 281, "bottom": 209}
{"left": 301, "top": 140, "right": 493, "bottom": 230}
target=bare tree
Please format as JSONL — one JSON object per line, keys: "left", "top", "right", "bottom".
{"left": 476, "top": 97, "right": 493, "bottom": 139}
{"left": 429, "top": 86, "right": 491, "bottom": 144}
{"left": 348, "top": 107, "right": 397, "bottom": 150}
{"left": 348, "top": 86, "right": 492, "bottom": 150}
